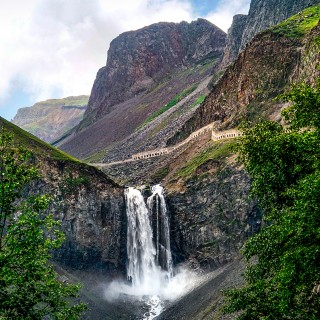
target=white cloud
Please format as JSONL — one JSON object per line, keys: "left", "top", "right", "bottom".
{"left": 0, "top": 0, "right": 195, "bottom": 111}
{"left": 205, "top": 0, "right": 250, "bottom": 32}
{"left": 0, "top": 0, "right": 250, "bottom": 118}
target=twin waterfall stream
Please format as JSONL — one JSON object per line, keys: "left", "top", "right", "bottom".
{"left": 105, "top": 185, "right": 200, "bottom": 319}
{"left": 125, "top": 185, "right": 173, "bottom": 319}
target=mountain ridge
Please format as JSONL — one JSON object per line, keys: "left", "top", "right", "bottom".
{"left": 12, "top": 95, "right": 89, "bottom": 143}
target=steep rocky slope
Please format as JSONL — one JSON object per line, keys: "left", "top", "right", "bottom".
{"left": 0, "top": 117, "right": 126, "bottom": 272}
{"left": 170, "top": 6, "right": 320, "bottom": 145}
{"left": 221, "top": 0, "right": 320, "bottom": 67}
{"left": 82, "top": 18, "right": 226, "bottom": 127}
{"left": 12, "top": 95, "right": 88, "bottom": 143}
{"left": 57, "top": 19, "right": 226, "bottom": 160}
{"left": 96, "top": 75, "right": 211, "bottom": 163}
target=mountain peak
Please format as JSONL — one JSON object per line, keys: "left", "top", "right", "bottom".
{"left": 83, "top": 19, "right": 226, "bottom": 127}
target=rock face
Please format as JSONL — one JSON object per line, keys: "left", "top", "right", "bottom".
{"left": 12, "top": 96, "right": 89, "bottom": 143}
{"left": 81, "top": 19, "right": 226, "bottom": 128}
{"left": 169, "top": 17, "right": 320, "bottom": 145}
{"left": 222, "top": 0, "right": 320, "bottom": 67}
{"left": 220, "top": 14, "right": 248, "bottom": 69}
{"left": 40, "top": 161, "right": 126, "bottom": 272}
{"left": 167, "top": 165, "right": 261, "bottom": 270}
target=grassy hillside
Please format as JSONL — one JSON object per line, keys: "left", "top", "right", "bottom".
{"left": 31, "top": 95, "right": 89, "bottom": 108}
{"left": 0, "top": 117, "right": 81, "bottom": 163}
{"left": 270, "top": 4, "right": 320, "bottom": 38}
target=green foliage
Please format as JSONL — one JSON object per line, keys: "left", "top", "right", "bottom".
{"left": 141, "top": 84, "right": 198, "bottom": 126}
{"left": 270, "top": 5, "right": 320, "bottom": 39}
{"left": 279, "top": 78, "right": 320, "bottom": 129}
{"left": 224, "top": 79, "right": 320, "bottom": 319}
{"left": 174, "top": 141, "right": 234, "bottom": 179}
{"left": 151, "top": 166, "right": 170, "bottom": 182}
{"left": 190, "top": 94, "right": 206, "bottom": 108}
{"left": 63, "top": 172, "right": 91, "bottom": 194}
{"left": 0, "top": 128, "right": 86, "bottom": 319}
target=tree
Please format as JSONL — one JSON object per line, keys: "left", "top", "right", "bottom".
{"left": 0, "top": 128, "right": 86, "bottom": 319}
{"left": 224, "top": 79, "right": 320, "bottom": 319}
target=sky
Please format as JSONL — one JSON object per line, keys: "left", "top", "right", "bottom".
{"left": 0, "top": 0, "right": 250, "bottom": 120}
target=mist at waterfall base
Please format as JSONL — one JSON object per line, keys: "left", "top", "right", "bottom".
{"left": 103, "top": 185, "right": 201, "bottom": 318}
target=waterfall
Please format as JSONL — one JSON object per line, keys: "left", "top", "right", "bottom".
{"left": 125, "top": 185, "right": 173, "bottom": 293}
{"left": 147, "top": 185, "right": 173, "bottom": 279}
{"left": 106, "top": 186, "right": 200, "bottom": 319}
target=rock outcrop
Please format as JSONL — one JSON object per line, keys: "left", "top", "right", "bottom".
{"left": 167, "top": 165, "right": 261, "bottom": 269}
{"left": 222, "top": 0, "right": 320, "bottom": 67}
{"left": 80, "top": 18, "right": 226, "bottom": 128}
{"left": 41, "top": 160, "right": 126, "bottom": 272}
{"left": 12, "top": 96, "right": 88, "bottom": 143}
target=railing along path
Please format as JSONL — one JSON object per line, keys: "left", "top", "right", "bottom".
{"left": 91, "top": 124, "right": 242, "bottom": 168}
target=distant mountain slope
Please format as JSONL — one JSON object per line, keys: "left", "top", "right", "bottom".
{"left": 58, "top": 19, "right": 226, "bottom": 159}
{"left": 12, "top": 95, "right": 89, "bottom": 143}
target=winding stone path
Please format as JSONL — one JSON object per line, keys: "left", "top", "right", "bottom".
{"left": 91, "top": 125, "right": 242, "bottom": 168}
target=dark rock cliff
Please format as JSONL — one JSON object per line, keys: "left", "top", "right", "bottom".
{"left": 222, "top": 0, "right": 320, "bottom": 67}
{"left": 167, "top": 165, "right": 261, "bottom": 270}
{"left": 81, "top": 18, "right": 226, "bottom": 128}
{"left": 39, "top": 161, "right": 126, "bottom": 272}
{"left": 1, "top": 117, "right": 127, "bottom": 273}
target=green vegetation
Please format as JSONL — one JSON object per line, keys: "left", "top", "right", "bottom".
{"left": 141, "top": 84, "right": 198, "bottom": 126}
{"left": 190, "top": 94, "right": 206, "bottom": 108}
{"left": 174, "top": 141, "right": 235, "bottom": 179}
{"left": 224, "top": 79, "right": 320, "bottom": 319}
{"left": 151, "top": 166, "right": 170, "bottom": 181}
{"left": 0, "top": 128, "right": 85, "bottom": 318}
{"left": 83, "top": 148, "right": 108, "bottom": 163}
{"left": 35, "top": 95, "right": 89, "bottom": 108}
{"left": 270, "top": 5, "right": 320, "bottom": 38}
{"left": 64, "top": 174, "right": 91, "bottom": 193}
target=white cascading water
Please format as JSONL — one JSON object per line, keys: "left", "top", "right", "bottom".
{"left": 147, "top": 185, "right": 173, "bottom": 280}
{"left": 125, "top": 185, "right": 173, "bottom": 292}
{"left": 106, "top": 185, "right": 200, "bottom": 320}
{"left": 125, "top": 186, "right": 160, "bottom": 292}
{"left": 125, "top": 185, "right": 173, "bottom": 319}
